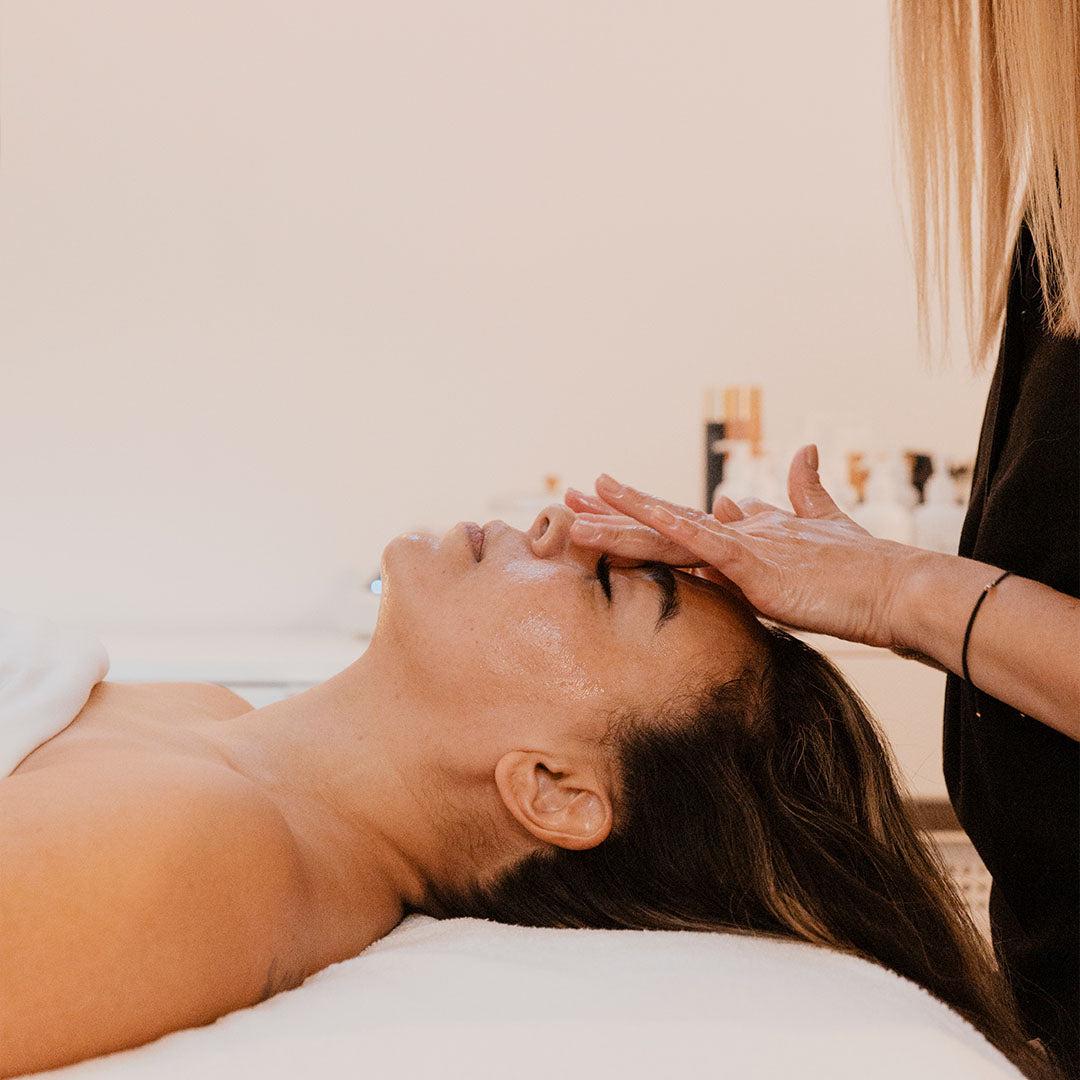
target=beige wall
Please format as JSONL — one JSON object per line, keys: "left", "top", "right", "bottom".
{"left": 0, "top": 1, "right": 990, "bottom": 631}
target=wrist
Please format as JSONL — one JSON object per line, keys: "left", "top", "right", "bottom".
{"left": 888, "top": 550, "right": 1005, "bottom": 668}
{"left": 886, "top": 549, "right": 946, "bottom": 653}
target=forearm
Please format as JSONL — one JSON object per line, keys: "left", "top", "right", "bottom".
{"left": 894, "top": 552, "right": 1080, "bottom": 740}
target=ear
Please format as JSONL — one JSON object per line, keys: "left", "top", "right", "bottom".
{"left": 493, "top": 751, "right": 613, "bottom": 851}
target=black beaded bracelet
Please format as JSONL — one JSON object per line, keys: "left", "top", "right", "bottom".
{"left": 961, "top": 570, "right": 1013, "bottom": 684}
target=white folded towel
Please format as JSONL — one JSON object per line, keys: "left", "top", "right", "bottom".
{"left": 0, "top": 610, "right": 110, "bottom": 776}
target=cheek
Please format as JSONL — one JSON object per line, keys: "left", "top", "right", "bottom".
{"left": 482, "top": 612, "right": 609, "bottom": 704}
{"left": 604, "top": 632, "right": 706, "bottom": 719}
{"left": 382, "top": 543, "right": 612, "bottom": 707}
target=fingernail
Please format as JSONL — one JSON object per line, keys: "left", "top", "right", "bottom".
{"left": 805, "top": 444, "right": 819, "bottom": 472}
{"left": 596, "top": 474, "right": 626, "bottom": 495}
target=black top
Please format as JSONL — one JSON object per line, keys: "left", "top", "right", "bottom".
{"left": 943, "top": 221, "right": 1080, "bottom": 1076}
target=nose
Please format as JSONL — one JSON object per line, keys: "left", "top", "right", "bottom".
{"left": 528, "top": 503, "right": 577, "bottom": 560}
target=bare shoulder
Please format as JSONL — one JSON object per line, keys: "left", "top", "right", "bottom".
{"left": 156, "top": 680, "right": 255, "bottom": 715}
{"left": 86, "top": 679, "right": 255, "bottom": 719}
{"left": 0, "top": 752, "right": 312, "bottom": 1076}
{"left": 9, "top": 680, "right": 255, "bottom": 775}
{"left": 1, "top": 748, "right": 308, "bottom": 916}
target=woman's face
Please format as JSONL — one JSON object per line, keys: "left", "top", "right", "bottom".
{"left": 373, "top": 505, "right": 766, "bottom": 757}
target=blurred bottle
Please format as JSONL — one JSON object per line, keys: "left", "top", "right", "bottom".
{"left": 851, "top": 454, "right": 915, "bottom": 544}
{"left": 886, "top": 450, "right": 919, "bottom": 509}
{"left": 913, "top": 457, "right": 967, "bottom": 554}
{"left": 703, "top": 388, "right": 727, "bottom": 511}
{"left": 819, "top": 449, "right": 858, "bottom": 512}
{"left": 705, "top": 384, "right": 765, "bottom": 507}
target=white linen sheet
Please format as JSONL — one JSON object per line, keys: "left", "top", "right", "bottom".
{"left": 32, "top": 914, "right": 1021, "bottom": 1079}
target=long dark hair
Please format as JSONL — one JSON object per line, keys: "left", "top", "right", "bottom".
{"left": 423, "top": 626, "right": 1060, "bottom": 1079}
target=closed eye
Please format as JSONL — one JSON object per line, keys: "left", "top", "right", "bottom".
{"left": 643, "top": 563, "right": 680, "bottom": 628}
{"left": 595, "top": 553, "right": 613, "bottom": 602}
{"left": 595, "top": 554, "right": 681, "bottom": 630}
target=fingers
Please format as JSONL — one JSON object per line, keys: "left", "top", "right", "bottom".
{"left": 569, "top": 514, "right": 705, "bottom": 567}
{"left": 592, "top": 475, "right": 748, "bottom": 573}
{"left": 711, "top": 493, "right": 746, "bottom": 522}
{"left": 565, "top": 487, "right": 617, "bottom": 516}
{"left": 737, "top": 496, "right": 780, "bottom": 517}
{"left": 686, "top": 564, "right": 754, "bottom": 606}
{"left": 787, "top": 444, "right": 842, "bottom": 519}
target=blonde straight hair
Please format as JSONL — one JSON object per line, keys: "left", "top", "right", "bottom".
{"left": 892, "top": 0, "right": 1080, "bottom": 367}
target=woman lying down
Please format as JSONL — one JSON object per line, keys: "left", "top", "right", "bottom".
{"left": 0, "top": 507, "right": 1057, "bottom": 1079}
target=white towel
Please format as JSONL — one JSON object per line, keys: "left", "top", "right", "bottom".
{"left": 33, "top": 914, "right": 1022, "bottom": 1079}
{"left": 0, "top": 609, "right": 110, "bottom": 776}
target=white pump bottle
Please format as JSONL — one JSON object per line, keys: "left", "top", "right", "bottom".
{"left": 852, "top": 455, "right": 916, "bottom": 544}
{"left": 914, "top": 458, "right": 967, "bottom": 554}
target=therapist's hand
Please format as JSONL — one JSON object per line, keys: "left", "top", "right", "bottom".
{"left": 567, "top": 445, "right": 929, "bottom": 650}
{"left": 565, "top": 484, "right": 750, "bottom": 599}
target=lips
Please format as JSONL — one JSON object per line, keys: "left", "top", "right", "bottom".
{"left": 463, "top": 522, "right": 485, "bottom": 562}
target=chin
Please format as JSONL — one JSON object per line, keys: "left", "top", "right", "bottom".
{"left": 381, "top": 530, "right": 439, "bottom": 571}
{"left": 372, "top": 531, "right": 465, "bottom": 668}
{"left": 377, "top": 531, "right": 440, "bottom": 611}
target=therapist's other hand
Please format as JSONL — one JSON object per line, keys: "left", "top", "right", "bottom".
{"left": 568, "top": 446, "right": 926, "bottom": 649}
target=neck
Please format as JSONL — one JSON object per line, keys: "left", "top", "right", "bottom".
{"left": 216, "top": 643, "right": 475, "bottom": 964}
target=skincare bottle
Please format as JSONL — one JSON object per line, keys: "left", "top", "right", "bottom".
{"left": 852, "top": 455, "right": 915, "bottom": 544}
{"left": 951, "top": 462, "right": 974, "bottom": 506}
{"left": 913, "top": 458, "right": 967, "bottom": 554}
{"left": 819, "top": 451, "right": 857, "bottom": 511}
{"left": 910, "top": 453, "right": 933, "bottom": 503}
{"left": 799, "top": 418, "right": 857, "bottom": 511}
{"left": 846, "top": 451, "right": 871, "bottom": 504}
{"left": 703, "top": 388, "right": 726, "bottom": 511}
{"left": 712, "top": 438, "right": 754, "bottom": 504}
{"left": 886, "top": 450, "right": 919, "bottom": 509}
{"left": 705, "top": 384, "right": 764, "bottom": 507}
{"left": 753, "top": 450, "right": 783, "bottom": 506}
